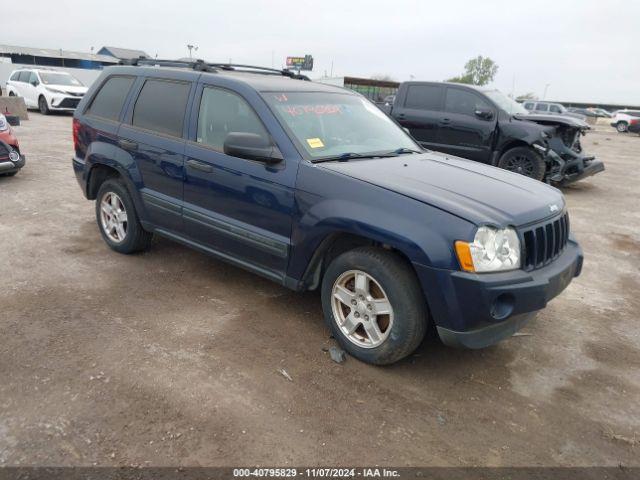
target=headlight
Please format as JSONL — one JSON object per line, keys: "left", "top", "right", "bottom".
{"left": 455, "top": 226, "right": 521, "bottom": 273}
{"left": 46, "top": 87, "right": 65, "bottom": 94}
{"left": 0, "top": 115, "right": 7, "bottom": 131}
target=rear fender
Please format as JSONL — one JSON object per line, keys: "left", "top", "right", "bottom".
{"left": 85, "top": 142, "right": 147, "bottom": 220}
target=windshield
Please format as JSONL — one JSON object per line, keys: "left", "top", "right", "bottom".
{"left": 483, "top": 90, "right": 529, "bottom": 115}
{"left": 263, "top": 91, "right": 419, "bottom": 160}
{"left": 39, "top": 72, "right": 83, "bottom": 87}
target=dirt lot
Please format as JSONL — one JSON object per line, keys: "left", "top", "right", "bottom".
{"left": 0, "top": 113, "right": 639, "bottom": 467}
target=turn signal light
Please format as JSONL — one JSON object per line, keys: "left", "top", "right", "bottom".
{"left": 455, "top": 241, "right": 475, "bottom": 272}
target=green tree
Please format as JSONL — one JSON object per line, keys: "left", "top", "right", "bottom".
{"left": 447, "top": 56, "right": 498, "bottom": 86}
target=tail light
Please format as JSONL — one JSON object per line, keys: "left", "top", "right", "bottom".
{"left": 630, "top": 119, "right": 639, "bottom": 126}
{"left": 72, "top": 118, "right": 81, "bottom": 152}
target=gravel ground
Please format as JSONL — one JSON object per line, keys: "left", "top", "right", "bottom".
{"left": 0, "top": 113, "right": 638, "bottom": 466}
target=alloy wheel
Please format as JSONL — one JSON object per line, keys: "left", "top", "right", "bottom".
{"left": 100, "top": 192, "right": 128, "bottom": 243}
{"left": 504, "top": 154, "right": 535, "bottom": 177}
{"left": 331, "top": 270, "right": 394, "bottom": 348}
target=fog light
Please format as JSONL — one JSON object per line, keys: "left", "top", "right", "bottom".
{"left": 491, "top": 293, "right": 514, "bottom": 320}
{"left": 8, "top": 150, "right": 19, "bottom": 163}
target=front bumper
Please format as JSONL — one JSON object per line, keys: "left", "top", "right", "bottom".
{"left": 553, "top": 157, "right": 605, "bottom": 186}
{"left": 0, "top": 153, "right": 26, "bottom": 174}
{"left": 413, "top": 240, "right": 583, "bottom": 348}
{"left": 50, "top": 96, "right": 82, "bottom": 110}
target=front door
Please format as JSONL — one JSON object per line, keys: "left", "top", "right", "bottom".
{"left": 436, "top": 86, "right": 497, "bottom": 163}
{"left": 183, "top": 85, "right": 295, "bottom": 281}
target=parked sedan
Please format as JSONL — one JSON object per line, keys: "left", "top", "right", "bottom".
{"left": 0, "top": 114, "right": 25, "bottom": 176}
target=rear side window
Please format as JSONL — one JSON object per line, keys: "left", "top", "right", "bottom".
{"left": 404, "top": 85, "right": 442, "bottom": 111}
{"left": 17, "top": 71, "right": 30, "bottom": 82}
{"left": 197, "top": 87, "right": 268, "bottom": 150}
{"left": 132, "top": 79, "right": 190, "bottom": 137}
{"left": 536, "top": 103, "right": 549, "bottom": 112}
{"left": 444, "top": 88, "right": 491, "bottom": 116}
{"left": 87, "top": 76, "right": 135, "bottom": 121}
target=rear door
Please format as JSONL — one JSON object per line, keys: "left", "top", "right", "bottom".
{"left": 437, "top": 86, "right": 497, "bottom": 163}
{"left": 182, "top": 84, "right": 295, "bottom": 281}
{"left": 392, "top": 83, "right": 444, "bottom": 149}
{"left": 118, "top": 77, "right": 193, "bottom": 233}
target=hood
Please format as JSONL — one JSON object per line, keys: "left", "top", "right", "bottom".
{"left": 318, "top": 152, "right": 565, "bottom": 227}
{"left": 46, "top": 84, "right": 88, "bottom": 95}
{"left": 515, "top": 113, "right": 590, "bottom": 130}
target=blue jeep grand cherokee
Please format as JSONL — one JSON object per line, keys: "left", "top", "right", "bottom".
{"left": 72, "top": 60, "right": 583, "bottom": 365}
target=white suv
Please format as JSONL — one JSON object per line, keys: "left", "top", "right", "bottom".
{"left": 610, "top": 110, "right": 640, "bottom": 133}
{"left": 5, "top": 69, "right": 88, "bottom": 115}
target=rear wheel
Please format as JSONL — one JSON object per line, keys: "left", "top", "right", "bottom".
{"left": 497, "top": 146, "right": 546, "bottom": 181}
{"left": 321, "top": 247, "right": 427, "bottom": 365}
{"left": 95, "top": 178, "right": 152, "bottom": 254}
{"left": 38, "top": 96, "right": 50, "bottom": 115}
{"left": 616, "top": 121, "right": 628, "bottom": 133}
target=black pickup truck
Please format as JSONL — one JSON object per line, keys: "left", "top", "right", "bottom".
{"left": 385, "top": 82, "right": 604, "bottom": 185}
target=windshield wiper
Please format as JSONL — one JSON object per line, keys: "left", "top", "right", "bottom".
{"left": 312, "top": 148, "right": 422, "bottom": 164}
{"left": 388, "top": 147, "right": 423, "bottom": 155}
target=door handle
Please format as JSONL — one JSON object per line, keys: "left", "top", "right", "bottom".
{"left": 396, "top": 113, "right": 406, "bottom": 119}
{"left": 440, "top": 118, "right": 451, "bottom": 124}
{"left": 187, "top": 159, "right": 214, "bottom": 173}
{"left": 118, "top": 139, "right": 138, "bottom": 151}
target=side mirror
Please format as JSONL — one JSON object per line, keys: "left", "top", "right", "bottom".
{"left": 474, "top": 108, "right": 494, "bottom": 120}
{"left": 30, "top": 80, "right": 39, "bottom": 87}
{"left": 223, "top": 132, "right": 283, "bottom": 164}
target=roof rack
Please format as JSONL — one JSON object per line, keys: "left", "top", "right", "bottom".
{"left": 119, "top": 57, "right": 310, "bottom": 80}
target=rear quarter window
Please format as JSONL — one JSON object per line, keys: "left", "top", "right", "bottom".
{"left": 9, "top": 71, "right": 21, "bottom": 81}
{"left": 87, "top": 76, "right": 135, "bottom": 121}
{"left": 132, "top": 79, "right": 191, "bottom": 137}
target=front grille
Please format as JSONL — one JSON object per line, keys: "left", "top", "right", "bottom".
{"left": 521, "top": 212, "right": 570, "bottom": 271}
{"left": 58, "top": 98, "right": 80, "bottom": 108}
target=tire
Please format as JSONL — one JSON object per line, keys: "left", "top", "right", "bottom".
{"left": 38, "top": 96, "right": 50, "bottom": 115}
{"left": 95, "top": 178, "right": 152, "bottom": 254}
{"left": 497, "top": 146, "right": 546, "bottom": 181}
{"left": 8, "top": 91, "right": 15, "bottom": 97}
{"left": 321, "top": 247, "right": 427, "bottom": 365}
{"left": 616, "top": 121, "right": 628, "bottom": 133}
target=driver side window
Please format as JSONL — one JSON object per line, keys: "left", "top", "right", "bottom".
{"left": 444, "top": 88, "right": 491, "bottom": 117}
{"left": 197, "top": 87, "right": 268, "bottom": 151}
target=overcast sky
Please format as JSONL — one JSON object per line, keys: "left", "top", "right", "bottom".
{"left": 5, "top": 0, "right": 639, "bottom": 105}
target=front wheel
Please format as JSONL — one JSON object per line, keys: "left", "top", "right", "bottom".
{"left": 38, "top": 96, "right": 50, "bottom": 115}
{"left": 616, "top": 121, "right": 628, "bottom": 133}
{"left": 321, "top": 247, "right": 427, "bottom": 365}
{"left": 497, "top": 146, "right": 546, "bottom": 181}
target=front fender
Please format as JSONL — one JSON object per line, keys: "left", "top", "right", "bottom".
{"left": 288, "top": 187, "right": 476, "bottom": 283}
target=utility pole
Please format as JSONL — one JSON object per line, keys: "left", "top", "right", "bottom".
{"left": 543, "top": 83, "right": 551, "bottom": 100}
{"left": 187, "top": 44, "right": 198, "bottom": 59}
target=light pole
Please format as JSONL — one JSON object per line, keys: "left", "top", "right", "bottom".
{"left": 543, "top": 83, "right": 551, "bottom": 100}
{"left": 187, "top": 44, "right": 198, "bottom": 59}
